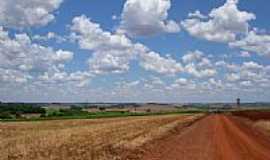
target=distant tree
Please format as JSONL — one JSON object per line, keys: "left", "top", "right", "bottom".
{"left": 99, "top": 107, "right": 106, "bottom": 111}
{"left": 1, "top": 104, "right": 46, "bottom": 114}
{"left": 70, "top": 105, "right": 82, "bottom": 111}
{"left": 40, "top": 113, "right": 46, "bottom": 118}
{"left": 15, "top": 112, "right": 23, "bottom": 119}
{"left": 0, "top": 112, "right": 12, "bottom": 119}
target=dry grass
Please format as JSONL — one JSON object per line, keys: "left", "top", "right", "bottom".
{"left": 0, "top": 114, "right": 201, "bottom": 160}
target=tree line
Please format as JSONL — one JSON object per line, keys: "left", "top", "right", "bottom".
{"left": 0, "top": 103, "right": 46, "bottom": 119}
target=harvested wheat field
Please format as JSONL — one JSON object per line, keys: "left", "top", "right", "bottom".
{"left": 0, "top": 114, "right": 201, "bottom": 160}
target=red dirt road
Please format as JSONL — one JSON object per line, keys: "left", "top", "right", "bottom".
{"left": 139, "top": 115, "right": 270, "bottom": 160}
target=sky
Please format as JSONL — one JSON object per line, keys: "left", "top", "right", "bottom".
{"left": 0, "top": 0, "right": 270, "bottom": 103}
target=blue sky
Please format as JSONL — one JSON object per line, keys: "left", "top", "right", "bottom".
{"left": 0, "top": 0, "right": 270, "bottom": 103}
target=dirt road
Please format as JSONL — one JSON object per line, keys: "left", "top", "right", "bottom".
{"left": 138, "top": 115, "right": 270, "bottom": 160}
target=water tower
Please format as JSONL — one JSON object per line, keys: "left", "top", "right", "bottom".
{"left": 236, "top": 98, "right": 240, "bottom": 107}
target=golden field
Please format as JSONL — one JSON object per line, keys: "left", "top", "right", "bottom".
{"left": 0, "top": 114, "right": 201, "bottom": 160}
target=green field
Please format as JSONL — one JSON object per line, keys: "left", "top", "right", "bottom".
{"left": 1, "top": 111, "right": 204, "bottom": 122}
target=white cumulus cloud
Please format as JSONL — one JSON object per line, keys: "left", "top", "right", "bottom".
{"left": 229, "top": 30, "right": 270, "bottom": 57}
{"left": 182, "top": 50, "right": 216, "bottom": 78}
{"left": 118, "top": 0, "right": 180, "bottom": 37}
{"left": 0, "top": 0, "right": 63, "bottom": 29}
{"left": 181, "top": 0, "right": 255, "bottom": 42}
{"left": 71, "top": 15, "right": 183, "bottom": 75}
{"left": 0, "top": 27, "right": 74, "bottom": 84}
{"left": 139, "top": 51, "right": 183, "bottom": 75}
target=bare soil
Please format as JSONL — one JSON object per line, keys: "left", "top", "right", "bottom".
{"left": 125, "top": 114, "right": 270, "bottom": 160}
{"left": 232, "top": 110, "right": 270, "bottom": 121}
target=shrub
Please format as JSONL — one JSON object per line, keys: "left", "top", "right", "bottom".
{"left": 99, "top": 107, "right": 106, "bottom": 111}
{"left": 0, "top": 112, "right": 13, "bottom": 119}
